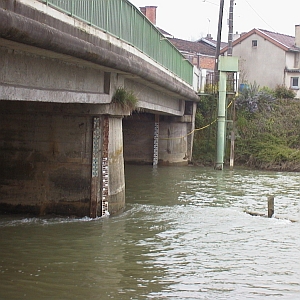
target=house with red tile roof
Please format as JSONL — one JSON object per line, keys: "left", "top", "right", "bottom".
{"left": 167, "top": 36, "right": 217, "bottom": 71}
{"left": 221, "top": 27, "right": 300, "bottom": 98}
{"left": 139, "top": 6, "right": 227, "bottom": 91}
{"left": 166, "top": 35, "right": 225, "bottom": 92}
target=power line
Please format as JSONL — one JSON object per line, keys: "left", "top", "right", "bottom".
{"left": 244, "top": 0, "right": 277, "bottom": 32}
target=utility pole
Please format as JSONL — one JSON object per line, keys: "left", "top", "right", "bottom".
{"left": 214, "top": 0, "right": 225, "bottom": 170}
{"left": 227, "top": 0, "right": 234, "bottom": 57}
{"left": 214, "top": 0, "right": 225, "bottom": 80}
{"left": 215, "top": 0, "right": 237, "bottom": 170}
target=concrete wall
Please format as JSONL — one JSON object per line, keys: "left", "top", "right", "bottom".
{"left": 123, "top": 112, "right": 195, "bottom": 166}
{"left": 0, "top": 45, "right": 111, "bottom": 104}
{"left": 0, "top": 101, "right": 92, "bottom": 216}
{"left": 158, "top": 116, "right": 190, "bottom": 165}
{"left": 123, "top": 113, "right": 155, "bottom": 164}
{"left": 0, "top": 101, "right": 126, "bottom": 217}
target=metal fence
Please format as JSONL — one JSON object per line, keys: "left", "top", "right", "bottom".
{"left": 40, "top": 0, "right": 194, "bottom": 86}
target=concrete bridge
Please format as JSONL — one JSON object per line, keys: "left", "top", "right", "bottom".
{"left": 0, "top": 0, "right": 199, "bottom": 218}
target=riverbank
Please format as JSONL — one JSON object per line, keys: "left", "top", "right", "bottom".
{"left": 193, "top": 88, "right": 300, "bottom": 171}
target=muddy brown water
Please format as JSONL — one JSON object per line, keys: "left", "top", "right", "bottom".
{"left": 1, "top": 165, "right": 299, "bottom": 299}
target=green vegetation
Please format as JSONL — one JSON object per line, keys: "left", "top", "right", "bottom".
{"left": 193, "top": 94, "right": 218, "bottom": 165}
{"left": 273, "top": 84, "right": 296, "bottom": 99}
{"left": 193, "top": 83, "right": 300, "bottom": 170}
{"left": 112, "top": 87, "right": 138, "bottom": 111}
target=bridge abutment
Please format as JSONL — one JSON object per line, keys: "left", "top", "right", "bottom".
{"left": 0, "top": 101, "right": 125, "bottom": 217}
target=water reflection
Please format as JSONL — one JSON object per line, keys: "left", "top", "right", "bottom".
{"left": 1, "top": 166, "right": 300, "bottom": 299}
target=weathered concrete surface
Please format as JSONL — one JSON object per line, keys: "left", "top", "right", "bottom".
{"left": 107, "top": 117, "right": 125, "bottom": 215}
{"left": 0, "top": 44, "right": 111, "bottom": 104}
{"left": 123, "top": 114, "right": 156, "bottom": 164}
{"left": 0, "top": 1, "right": 199, "bottom": 104}
{"left": 123, "top": 110, "right": 196, "bottom": 165}
{"left": 0, "top": 101, "right": 91, "bottom": 216}
{"left": 0, "top": 101, "right": 125, "bottom": 217}
{"left": 158, "top": 115, "right": 193, "bottom": 165}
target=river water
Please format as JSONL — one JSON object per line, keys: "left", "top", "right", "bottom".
{"left": 1, "top": 165, "right": 300, "bottom": 299}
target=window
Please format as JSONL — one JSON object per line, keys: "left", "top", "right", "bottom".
{"left": 252, "top": 40, "right": 257, "bottom": 47}
{"left": 291, "top": 77, "right": 299, "bottom": 89}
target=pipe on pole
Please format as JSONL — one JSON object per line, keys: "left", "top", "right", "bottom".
{"left": 215, "top": 70, "right": 227, "bottom": 170}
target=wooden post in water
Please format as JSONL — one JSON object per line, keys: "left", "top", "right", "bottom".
{"left": 268, "top": 196, "right": 274, "bottom": 218}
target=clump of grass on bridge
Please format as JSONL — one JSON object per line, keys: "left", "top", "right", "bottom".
{"left": 112, "top": 87, "right": 138, "bottom": 111}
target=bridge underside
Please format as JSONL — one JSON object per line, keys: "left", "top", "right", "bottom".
{"left": 0, "top": 100, "right": 195, "bottom": 217}
{"left": 0, "top": 0, "right": 198, "bottom": 217}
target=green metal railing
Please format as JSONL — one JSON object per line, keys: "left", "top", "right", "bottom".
{"left": 40, "top": 0, "right": 194, "bottom": 85}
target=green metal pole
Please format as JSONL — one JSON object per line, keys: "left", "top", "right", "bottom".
{"left": 215, "top": 70, "right": 227, "bottom": 170}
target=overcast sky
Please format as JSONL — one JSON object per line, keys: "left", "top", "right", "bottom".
{"left": 129, "top": 0, "right": 300, "bottom": 41}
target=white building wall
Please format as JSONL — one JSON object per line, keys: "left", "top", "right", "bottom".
{"left": 284, "top": 52, "right": 300, "bottom": 98}
{"left": 231, "top": 33, "right": 286, "bottom": 89}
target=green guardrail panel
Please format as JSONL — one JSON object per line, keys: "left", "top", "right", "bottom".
{"left": 39, "top": 0, "right": 194, "bottom": 86}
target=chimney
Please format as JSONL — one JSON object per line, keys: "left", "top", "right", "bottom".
{"left": 295, "top": 25, "right": 300, "bottom": 48}
{"left": 206, "top": 33, "right": 213, "bottom": 40}
{"left": 140, "top": 6, "right": 157, "bottom": 25}
{"left": 233, "top": 32, "right": 241, "bottom": 41}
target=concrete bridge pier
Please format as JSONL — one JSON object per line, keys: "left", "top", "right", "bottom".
{"left": 158, "top": 108, "right": 196, "bottom": 165}
{"left": 0, "top": 101, "right": 126, "bottom": 217}
{"left": 123, "top": 101, "right": 196, "bottom": 166}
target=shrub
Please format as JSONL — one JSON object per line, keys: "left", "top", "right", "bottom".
{"left": 274, "top": 85, "right": 296, "bottom": 99}
{"left": 235, "top": 82, "right": 276, "bottom": 115}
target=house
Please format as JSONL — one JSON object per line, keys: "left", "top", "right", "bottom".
{"left": 167, "top": 36, "right": 216, "bottom": 72}
{"left": 221, "top": 26, "right": 300, "bottom": 98}
{"left": 139, "top": 6, "right": 227, "bottom": 91}
{"left": 167, "top": 35, "right": 226, "bottom": 92}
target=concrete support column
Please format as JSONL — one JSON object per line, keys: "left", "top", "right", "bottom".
{"left": 105, "top": 116, "right": 125, "bottom": 215}
{"left": 159, "top": 116, "right": 190, "bottom": 165}
{"left": 91, "top": 114, "right": 125, "bottom": 217}
{"left": 186, "top": 102, "right": 197, "bottom": 162}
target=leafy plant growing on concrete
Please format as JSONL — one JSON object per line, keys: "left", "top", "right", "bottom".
{"left": 112, "top": 87, "right": 138, "bottom": 111}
